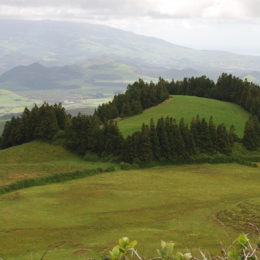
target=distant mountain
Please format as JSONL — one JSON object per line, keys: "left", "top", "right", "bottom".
{"left": 1, "top": 60, "right": 259, "bottom": 97}
{"left": 1, "top": 19, "right": 260, "bottom": 75}
{"left": 0, "top": 62, "right": 82, "bottom": 90}
{"left": 0, "top": 60, "right": 143, "bottom": 93}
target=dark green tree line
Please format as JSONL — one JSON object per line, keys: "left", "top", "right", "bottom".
{"left": 1, "top": 103, "right": 69, "bottom": 149}
{"left": 94, "top": 78, "right": 169, "bottom": 122}
{"left": 121, "top": 116, "right": 234, "bottom": 163}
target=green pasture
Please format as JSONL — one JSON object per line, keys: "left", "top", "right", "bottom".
{"left": 0, "top": 141, "right": 116, "bottom": 185}
{"left": 0, "top": 163, "right": 259, "bottom": 259}
{"left": 118, "top": 95, "right": 250, "bottom": 137}
{"left": 0, "top": 89, "right": 40, "bottom": 118}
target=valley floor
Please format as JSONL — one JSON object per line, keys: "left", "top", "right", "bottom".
{"left": 0, "top": 163, "right": 259, "bottom": 260}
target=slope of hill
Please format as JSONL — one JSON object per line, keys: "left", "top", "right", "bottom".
{"left": 0, "top": 141, "right": 116, "bottom": 185}
{"left": 1, "top": 19, "right": 260, "bottom": 76}
{"left": 118, "top": 95, "right": 250, "bottom": 137}
{"left": 0, "top": 164, "right": 259, "bottom": 259}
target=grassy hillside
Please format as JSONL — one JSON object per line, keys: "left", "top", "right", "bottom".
{"left": 118, "top": 95, "right": 250, "bottom": 137}
{"left": 0, "top": 141, "right": 116, "bottom": 185}
{"left": 0, "top": 164, "right": 259, "bottom": 259}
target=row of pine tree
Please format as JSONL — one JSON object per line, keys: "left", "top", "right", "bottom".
{"left": 94, "top": 79, "right": 169, "bottom": 122}
{"left": 122, "top": 116, "right": 235, "bottom": 163}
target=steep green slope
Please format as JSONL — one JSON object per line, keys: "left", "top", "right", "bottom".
{"left": 118, "top": 95, "right": 250, "bottom": 137}
{"left": 0, "top": 141, "right": 116, "bottom": 185}
{"left": 0, "top": 164, "right": 259, "bottom": 259}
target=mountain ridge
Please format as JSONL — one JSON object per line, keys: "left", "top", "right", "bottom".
{"left": 1, "top": 19, "right": 260, "bottom": 74}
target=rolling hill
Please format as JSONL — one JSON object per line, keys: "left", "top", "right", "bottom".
{"left": 118, "top": 95, "right": 250, "bottom": 138}
{"left": 0, "top": 141, "right": 116, "bottom": 186}
{"left": 0, "top": 163, "right": 259, "bottom": 259}
{"left": 0, "top": 90, "right": 259, "bottom": 259}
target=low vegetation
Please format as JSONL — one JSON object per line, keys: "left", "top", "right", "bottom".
{"left": 0, "top": 141, "right": 117, "bottom": 185}
{"left": 0, "top": 164, "right": 259, "bottom": 259}
{"left": 107, "top": 234, "right": 259, "bottom": 260}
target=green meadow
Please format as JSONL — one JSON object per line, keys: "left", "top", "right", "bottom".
{"left": 0, "top": 89, "right": 40, "bottom": 117}
{"left": 118, "top": 95, "right": 250, "bottom": 137}
{"left": 0, "top": 163, "right": 259, "bottom": 259}
{"left": 0, "top": 141, "right": 116, "bottom": 185}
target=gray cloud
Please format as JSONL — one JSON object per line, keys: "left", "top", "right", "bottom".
{"left": 0, "top": 0, "right": 260, "bottom": 20}
{"left": 241, "top": 0, "right": 260, "bottom": 17}
{"left": 0, "top": 0, "right": 150, "bottom": 12}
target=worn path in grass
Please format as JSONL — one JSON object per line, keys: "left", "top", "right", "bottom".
{"left": 118, "top": 95, "right": 250, "bottom": 137}
{"left": 0, "top": 141, "right": 116, "bottom": 185}
{"left": 0, "top": 163, "right": 259, "bottom": 260}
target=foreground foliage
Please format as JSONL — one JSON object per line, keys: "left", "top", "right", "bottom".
{"left": 106, "top": 234, "right": 259, "bottom": 260}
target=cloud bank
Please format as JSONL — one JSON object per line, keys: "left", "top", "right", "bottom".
{"left": 0, "top": 0, "right": 259, "bottom": 21}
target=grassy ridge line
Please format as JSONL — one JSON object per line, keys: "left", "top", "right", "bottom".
{"left": 141, "top": 155, "right": 258, "bottom": 168}
{"left": 0, "top": 155, "right": 257, "bottom": 196}
{"left": 0, "top": 167, "right": 116, "bottom": 196}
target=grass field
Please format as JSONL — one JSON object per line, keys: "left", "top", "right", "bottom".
{"left": 0, "top": 141, "right": 117, "bottom": 185}
{"left": 0, "top": 163, "right": 259, "bottom": 260}
{"left": 0, "top": 89, "right": 41, "bottom": 118}
{"left": 118, "top": 96, "right": 250, "bottom": 137}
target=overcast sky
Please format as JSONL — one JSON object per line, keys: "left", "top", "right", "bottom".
{"left": 0, "top": 0, "right": 260, "bottom": 55}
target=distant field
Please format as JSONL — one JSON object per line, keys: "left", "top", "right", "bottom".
{"left": 118, "top": 95, "right": 250, "bottom": 137}
{"left": 0, "top": 163, "right": 259, "bottom": 259}
{"left": 0, "top": 89, "right": 40, "bottom": 118}
{"left": 0, "top": 141, "right": 116, "bottom": 185}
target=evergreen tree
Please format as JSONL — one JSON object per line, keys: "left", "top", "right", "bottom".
{"left": 138, "top": 124, "right": 153, "bottom": 162}
{"left": 149, "top": 118, "right": 161, "bottom": 160}
{"left": 34, "top": 103, "right": 59, "bottom": 140}
{"left": 156, "top": 118, "right": 170, "bottom": 160}
{"left": 228, "top": 125, "right": 237, "bottom": 146}
{"left": 216, "top": 123, "right": 231, "bottom": 154}
{"left": 243, "top": 117, "right": 259, "bottom": 150}
{"left": 200, "top": 118, "right": 213, "bottom": 154}
{"left": 171, "top": 118, "right": 185, "bottom": 159}
{"left": 179, "top": 118, "right": 196, "bottom": 156}
{"left": 208, "top": 116, "right": 217, "bottom": 151}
